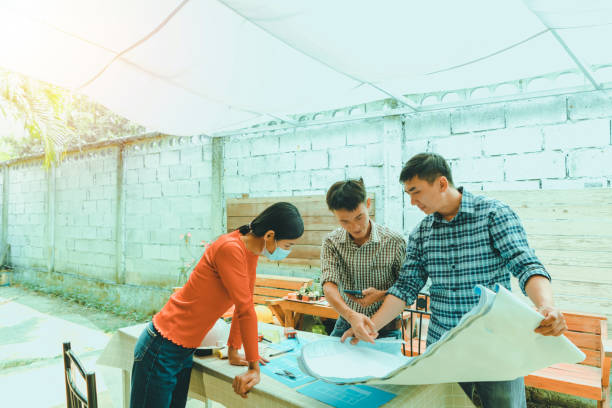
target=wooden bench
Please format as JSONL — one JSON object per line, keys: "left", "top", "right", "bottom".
{"left": 220, "top": 274, "right": 312, "bottom": 320}
{"left": 525, "top": 311, "right": 611, "bottom": 407}
{"left": 254, "top": 274, "right": 312, "bottom": 305}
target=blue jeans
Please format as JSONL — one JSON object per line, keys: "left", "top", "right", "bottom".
{"left": 130, "top": 322, "right": 196, "bottom": 408}
{"left": 330, "top": 316, "right": 401, "bottom": 339}
{"left": 459, "top": 377, "right": 526, "bottom": 408}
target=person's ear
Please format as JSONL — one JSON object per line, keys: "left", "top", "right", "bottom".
{"left": 366, "top": 197, "right": 371, "bottom": 210}
{"left": 439, "top": 176, "right": 448, "bottom": 192}
{"left": 264, "top": 230, "right": 275, "bottom": 241}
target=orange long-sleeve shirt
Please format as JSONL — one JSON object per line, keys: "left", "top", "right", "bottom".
{"left": 153, "top": 230, "right": 260, "bottom": 361}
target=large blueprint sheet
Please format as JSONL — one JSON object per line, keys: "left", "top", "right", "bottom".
{"left": 299, "top": 284, "right": 585, "bottom": 385}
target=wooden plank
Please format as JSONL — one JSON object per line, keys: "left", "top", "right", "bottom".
{"left": 253, "top": 294, "right": 276, "bottom": 305}
{"left": 525, "top": 363, "right": 602, "bottom": 400}
{"left": 227, "top": 215, "right": 339, "bottom": 231}
{"left": 565, "top": 313, "right": 604, "bottom": 334}
{"left": 579, "top": 348, "right": 602, "bottom": 367}
{"left": 258, "top": 257, "right": 321, "bottom": 267}
{"left": 546, "top": 265, "right": 612, "bottom": 285}
{"left": 565, "top": 331, "right": 602, "bottom": 351}
{"left": 255, "top": 274, "right": 312, "bottom": 290}
{"left": 279, "top": 300, "right": 340, "bottom": 319}
{"left": 295, "top": 230, "right": 330, "bottom": 246}
{"left": 549, "top": 280, "right": 612, "bottom": 300}
{"left": 254, "top": 287, "right": 294, "bottom": 298}
{"left": 536, "top": 249, "right": 612, "bottom": 269}
{"left": 227, "top": 193, "right": 375, "bottom": 205}
{"left": 529, "top": 235, "right": 612, "bottom": 253}
{"left": 228, "top": 200, "right": 374, "bottom": 218}
{"left": 287, "top": 245, "right": 321, "bottom": 260}
{"left": 522, "top": 220, "right": 612, "bottom": 237}
{"left": 483, "top": 189, "right": 612, "bottom": 207}
{"left": 513, "top": 205, "right": 612, "bottom": 221}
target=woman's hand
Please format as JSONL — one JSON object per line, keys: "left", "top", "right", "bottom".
{"left": 232, "top": 366, "right": 260, "bottom": 398}
{"left": 228, "top": 347, "right": 268, "bottom": 366}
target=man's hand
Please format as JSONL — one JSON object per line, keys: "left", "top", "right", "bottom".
{"left": 345, "top": 312, "right": 378, "bottom": 344}
{"left": 347, "top": 287, "right": 386, "bottom": 308}
{"left": 228, "top": 347, "right": 268, "bottom": 366}
{"left": 340, "top": 327, "right": 370, "bottom": 345}
{"left": 535, "top": 306, "right": 567, "bottom": 336}
{"left": 232, "top": 368, "right": 260, "bottom": 398}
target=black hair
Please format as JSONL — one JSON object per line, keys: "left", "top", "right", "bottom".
{"left": 399, "top": 153, "right": 454, "bottom": 186}
{"left": 325, "top": 178, "right": 367, "bottom": 212}
{"left": 237, "top": 202, "right": 304, "bottom": 239}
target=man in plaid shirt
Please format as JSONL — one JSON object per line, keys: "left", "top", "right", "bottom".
{"left": 342, "top": 153, "right": 567, "bottom": 408}
{"left": 321, "top": 178, "right": 407, "bottom": 340}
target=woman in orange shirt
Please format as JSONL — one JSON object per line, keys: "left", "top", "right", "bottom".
{"left": 130, "top": 202, "right": 304, "bottom": 408}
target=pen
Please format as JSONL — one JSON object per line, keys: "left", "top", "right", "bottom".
{"left": 268, "top": 347, "right": 294, "bottom": 357}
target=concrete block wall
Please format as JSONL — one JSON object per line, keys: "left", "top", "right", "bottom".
{"left": 54, "top": 148, "right": 117, "bottom": 280}
{"left": 0, "top": 88, "right": 610, "bottom": 312}
{"left": 6, "top": 160, "right": 47, "bottom": 269}
{"left": 225, "top": 119, "right": 387, "bottom": 205}
{"left": 223, "top": 117, "right": 404, "bottom": 276}
{"left": 400, "top": 91, "right": 612, "bottom": 233}
{"left": 122, "top": 136, "right": 214, "bottom": 286}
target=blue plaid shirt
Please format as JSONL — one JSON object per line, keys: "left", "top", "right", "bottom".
{"left": 388, "top": 188, "right": 550, "bottom": 346}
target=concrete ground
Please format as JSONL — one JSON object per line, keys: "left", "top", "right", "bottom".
{"left": 0, "top": 284, "right": 220, "bottom": 408}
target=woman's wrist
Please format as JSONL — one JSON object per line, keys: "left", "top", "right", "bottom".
{"left": 248, "top": 361, "right": 260, "bottom": 371}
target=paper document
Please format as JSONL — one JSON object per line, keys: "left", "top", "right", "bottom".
{"left": 299, "top": 284, "right": 585, "bottom": 385}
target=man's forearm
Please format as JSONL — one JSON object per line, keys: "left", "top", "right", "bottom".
{"left": 370, "top": 294, "right": 406, "bottom": 330}
{"left": 323, "top": 282, "right": 357, "bottom": 321}
{"left": 525, "top": 274, "right": 554, "bottom": 309}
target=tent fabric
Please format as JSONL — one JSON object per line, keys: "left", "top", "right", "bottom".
{"left": 1, "top": 0, "right": 611, "bottom": 136}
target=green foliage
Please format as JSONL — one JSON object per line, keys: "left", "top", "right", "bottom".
{"left": 177, "top": 232, "right": 208, "bottom": 286}
{"left": 20, "top": 281, "right": 153, "bottom": 323}
{"left": 0, "top": 67, "right": 145, "bottom": 165}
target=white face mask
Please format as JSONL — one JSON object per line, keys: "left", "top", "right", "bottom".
{"left": 262, "top": 239, "right": 291, "bottom": 261}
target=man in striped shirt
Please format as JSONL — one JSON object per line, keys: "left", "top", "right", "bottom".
{"left": 321, "top": 178, "right": 407, "bottom": 341}
{"left": 342, "top": 153, "right": 567, "bottom": 408}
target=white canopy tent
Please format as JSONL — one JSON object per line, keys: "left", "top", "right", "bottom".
{"left": 1, "top": 0, "right": 611, "bottom": 136}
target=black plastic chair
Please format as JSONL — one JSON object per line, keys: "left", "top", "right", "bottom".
{"left": 63, "top": 342, "right": 98, "bottom": 408}
{"left": 400, "top": 292, "right": 431, "bottom": 356}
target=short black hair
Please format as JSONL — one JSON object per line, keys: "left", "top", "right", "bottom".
{"left": 399, "top": 153, "right": 454, "bottom": 186}
{"left": 238, "top": 202, "right": 304, "bottom": 239}
{"left": 326, "top": 178, "right": 366, "bottom": 211}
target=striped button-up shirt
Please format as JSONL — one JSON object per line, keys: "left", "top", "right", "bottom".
{"left": 388, "top": 188, "right": 550, "bottom": 346}
{"left": 321, "top": 221, "right": 407, "bottom": 316}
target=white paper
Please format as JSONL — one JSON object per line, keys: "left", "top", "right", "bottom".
{"left": 299, "top": 285, "right": 585, "bottom": 385}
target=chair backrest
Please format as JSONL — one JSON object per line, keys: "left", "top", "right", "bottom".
{"left": 401, "top": 293, "right": 431, "bottom": 356}
{"left": 63, "top": 342, "right": 98, "bottom": 408}
{"left": 254, "top": 274, "right": 313, "bottom": 305}
{"left": 562, "top": 312, "right": 608, "bottom": 368}
{"left": 226, "top": 194, "right": 375, "bottom": 267}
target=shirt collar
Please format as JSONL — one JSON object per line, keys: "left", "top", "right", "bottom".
{"left": 433, "top": 187, "right": 474, "bottom": 223}
{"left": 340, "top": 219, "right": 380, "bottom": 244}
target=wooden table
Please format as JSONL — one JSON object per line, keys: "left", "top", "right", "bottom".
{"left": 97, "top": 322, "right": 474, "bottom": 407}
{"left": 266, "top": 298, "right": 339, "bottom": 328}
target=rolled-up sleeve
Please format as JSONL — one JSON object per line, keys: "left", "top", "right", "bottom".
{"left": 489, "top": 205, "right": 551, "bottom": 295}
{"left": 387, "top": 232, "right": 428, "bottom": 305}
{"left": 320, "top": 236, "right": 344, "bottom": 287}
{"left": 390, "top": 237, "right": 407, "bottom": 281}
